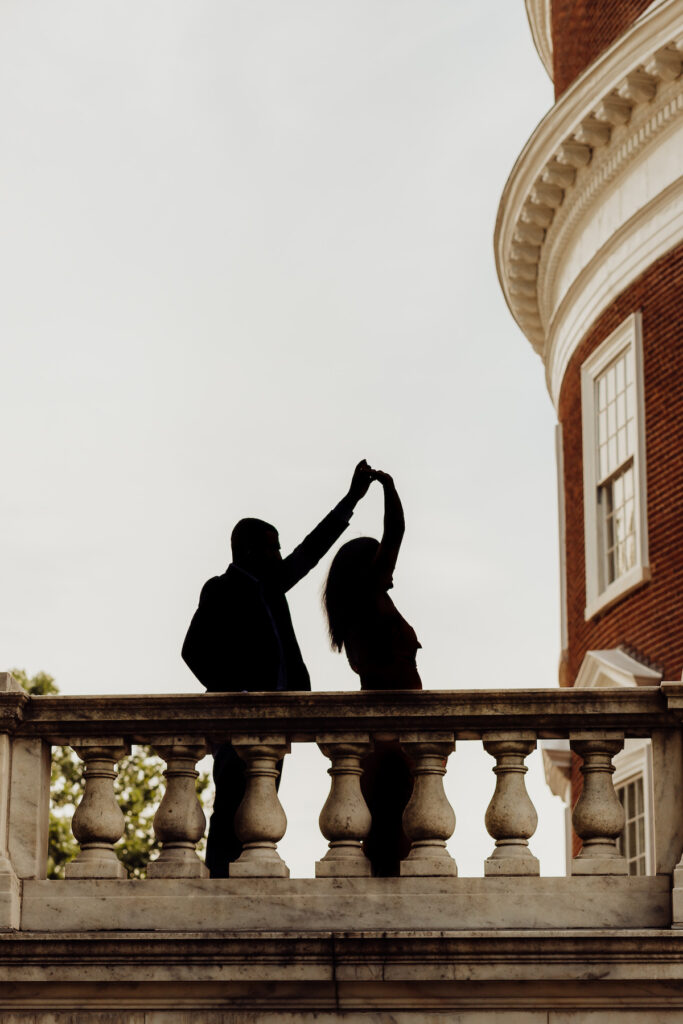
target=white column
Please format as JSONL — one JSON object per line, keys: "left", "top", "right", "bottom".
{"left": 66, "top": 739, "right": 130, "bottom": 879}
{"left": 316, "top": 734, "right": 372, "bottom": 878}
{"left": 148, "top": 740, "right": 208, "bottom": 879}
{"left": 483, "top": 732, "right": 539, "bottom": 876}
{"left": 400, "top": 734, "right": 457, "bottom": 877}
{"left": 230, "top": 736, "right": 290, "bottom": 878}
{"left": 570, "top": 731, "right": 627, "bottom": 875}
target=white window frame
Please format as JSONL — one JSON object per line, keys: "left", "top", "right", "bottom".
{"left": 613, "top": 740, "right": 654, "bottom": 876}
{"left": 581, "top": 312, "right": 650, "bottom": 620}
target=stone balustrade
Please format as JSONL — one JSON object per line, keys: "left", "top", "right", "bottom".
{"left": 2, "top": 674, "right": 683, "bottom": 934}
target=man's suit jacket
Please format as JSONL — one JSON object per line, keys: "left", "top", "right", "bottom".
{"left": 182, "top": 503, "right": 351, "bottom": 693}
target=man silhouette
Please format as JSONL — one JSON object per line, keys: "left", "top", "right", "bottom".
{"left": 182, "top": 460, "right": 373, "bottom": 876}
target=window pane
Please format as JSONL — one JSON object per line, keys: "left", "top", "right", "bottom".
{"left": 601, "top": 465, "right": 637, "bottom": 585}
{"left": 616, "top": 357, "right": 625, "bottom": 393}
{"left": 617, "top": 776, "right": 647, "bottom": 874}
{"left": 590, "top": 331, "right": 643, "bottom": 603}
{"left": 599, "top": 410, "right": 607, "bottom": 445}
{"left": 614, "top": 508, "right": 625, "bottom": 544}
{"left": 607, "top": 367, "right": 615, "bottom": 402}
{"left": 614, "top": 474, "right": 623, "bottom": 507}
{"left": 599, "top": 445, "right": 608, "bottom": 481}
{"left": 628, "top": 819, "right": 636, "bottom": 851}
{"left": 606, "top": 548, "right": 615, "bottom": 583}
{"left": 627, "top": 419, "right": 636, "bottom": 455}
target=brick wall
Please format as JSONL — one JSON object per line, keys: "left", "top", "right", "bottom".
{"left": 552, "top": 0, "right": 656, "bottom": 97}
{"left": 558, "top": 244, "right": 683, "bottom": 685}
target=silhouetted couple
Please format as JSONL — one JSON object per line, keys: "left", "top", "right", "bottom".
{"left": 182, "top": 461, "right": 421, "bottom": 877}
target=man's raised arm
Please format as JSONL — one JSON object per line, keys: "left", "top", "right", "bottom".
{"left": 280, "top": 460, "right": 373, "bottom": 592}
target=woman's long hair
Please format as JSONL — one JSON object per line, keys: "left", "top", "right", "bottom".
{"left": 323, "top": 537, "right": 379, "bottom": 651}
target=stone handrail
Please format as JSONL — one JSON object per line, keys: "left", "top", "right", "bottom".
{"left": 2, "top": 677, "right": 683, "bottom": 932}
{"left": 10, "top": 685, "right": 680, "bottom": 738}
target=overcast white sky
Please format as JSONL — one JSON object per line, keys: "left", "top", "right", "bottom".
{"left": 1, "top": 1, "right": 566, "bottom": 876}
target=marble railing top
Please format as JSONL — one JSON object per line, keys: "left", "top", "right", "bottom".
{"left": 1, "top": 680, "right": 683, "bottom": 742}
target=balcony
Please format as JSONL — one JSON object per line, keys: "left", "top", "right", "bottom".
{"left": 2, "top": 671, "right": 683, "bottom": 1019}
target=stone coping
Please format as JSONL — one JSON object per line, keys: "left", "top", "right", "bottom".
{"left": 18, "top": 876, "right": 671, "bottom": 933}
{"left": 6, "top": 685, "right": 683, "bottom": 740}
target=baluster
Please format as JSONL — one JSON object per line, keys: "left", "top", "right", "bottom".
{"left": 570, "top": 731, "right": 627, "bottom": 875}
{"left": 65, "top": 739, "right": 130, "bottom": 879}
{"left": 400, "top": 734, "right": 457, "bottom": 877}
{"left": 316, "top": 734, "right": 372, "bottom": 877}
{"left": 230, "top": 736, "right": 290, "bottom": 878}
{"left": 148, "top": 740, "right": 208, "bottom": 878}
{"left": 483, "top": 732, "right": 539, "bottom": 875}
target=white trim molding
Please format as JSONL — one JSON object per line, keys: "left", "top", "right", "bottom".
{"left": 525, "top": 0, "right": 553, "bottom": 80}
{"left": 574, "top": 648, "right": 662, "bottom": 689}
{"left": 495, "top": 0, "right": 683, "bottom": 408}
{"left": 541, "top": 741, "right": 571, "bottom": 802}
{"left": 581, "top": 314, "right": 650, "bottom": 619}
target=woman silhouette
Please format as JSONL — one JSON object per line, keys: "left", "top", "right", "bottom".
{"left": 323, "top": 470, "right": 422, "bottom": 691}
{"left": 323, "top": 469, "right": 421, "bottom": 874}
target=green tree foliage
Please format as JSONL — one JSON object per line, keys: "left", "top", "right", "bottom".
{"left": 12, "top": 670, "right": 211, "bottom": 879}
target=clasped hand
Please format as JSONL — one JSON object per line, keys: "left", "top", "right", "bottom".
{"left": 348, "top": 459, "right": 394, "bottom": 504}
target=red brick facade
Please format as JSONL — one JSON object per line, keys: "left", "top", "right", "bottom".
{"left": 558, "top": 243, "right": 683, "bottom": 685}
{"left": 551, "top": 0, "right": 656, "bottom": 97}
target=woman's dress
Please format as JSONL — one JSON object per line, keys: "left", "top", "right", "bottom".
{"left": 345, "top": 590, "right": 422, "bottom": 691}
{"left": 344, "top": 590, "right": 422, "bottom": 875}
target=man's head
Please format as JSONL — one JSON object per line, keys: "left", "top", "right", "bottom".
{"left": 231, "top": 518, "right": 281, "bottom": 579}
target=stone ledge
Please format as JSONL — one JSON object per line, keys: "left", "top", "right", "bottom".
{"left": 19, "top": 876, "right": 671, "bottom": 933}
{"left": 14, "top": 687, "right": 676, "bottom": 741}
{"left": 1, "top": 931, "right": 683, "bottom": 1015}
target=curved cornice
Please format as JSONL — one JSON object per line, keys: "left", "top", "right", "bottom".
{"left": 495, "top": 0, "right": 683, "bottom": 402}
{"left": 525, "top": 0, "right": 553, "bottom": 79}
{"left": 544, "top": 94, "right": 683, "bottom": 404}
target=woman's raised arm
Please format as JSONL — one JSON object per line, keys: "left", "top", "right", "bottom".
{"left": 372, "top": 471, "right": 405, "bottom": 588}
